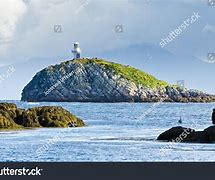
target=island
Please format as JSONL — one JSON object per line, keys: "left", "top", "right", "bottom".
{"left": 21, "top": 58, "right": 215, "bottom": 103}
{"left": 0, "top": 103, "right": 85, "bottom": 129}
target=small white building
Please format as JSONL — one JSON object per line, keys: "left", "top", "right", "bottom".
{"left": 72, "top": 42, "right": 81, "bottom": 59}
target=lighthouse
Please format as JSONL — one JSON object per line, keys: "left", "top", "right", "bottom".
{"left": 72, "top": 42, "right": 81, "bottom": 59}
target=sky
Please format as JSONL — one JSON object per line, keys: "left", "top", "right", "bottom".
{"left": 0, "top": 0, "right": 215, "bottom": 99}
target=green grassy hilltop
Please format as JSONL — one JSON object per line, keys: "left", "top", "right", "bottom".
{"left": 68, "top": 58, "right": 169, "bottom": 89}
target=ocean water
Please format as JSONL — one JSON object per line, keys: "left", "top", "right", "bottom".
{"left": 0, "top": 100, "right": 215, "bottom": 162}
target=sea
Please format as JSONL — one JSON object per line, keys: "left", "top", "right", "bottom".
{"left": 0, "top": 100, "right": 215, "bottom": 162}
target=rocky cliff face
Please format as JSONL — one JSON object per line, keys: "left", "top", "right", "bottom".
{"left": 21, "top": 58, "right": 215, "bottom": 102}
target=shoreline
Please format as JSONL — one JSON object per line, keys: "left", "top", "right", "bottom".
{"left": 2, "top": 100, "right": 215, "bottom": 104}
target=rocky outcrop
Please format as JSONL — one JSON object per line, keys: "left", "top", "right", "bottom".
{"left": 157, "top": 126, "right": 195, "bottom": 142}
{"left": 157, "top": 126, "right": 215, "bottom": 143}
{"left": 0, "top": 103, "right": 85, "bottom": 129}
{"left": 21, "top": 58, "right": 215, "bottom": 102}
{"left": 203, "top": 126, "right": 215, "bottom": 142}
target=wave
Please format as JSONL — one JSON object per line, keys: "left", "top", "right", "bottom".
{"left": 91, "top": 136, "right": 155, "bottom": 141}
{"left": 27, "top": 102, "right": 40, "bottom": 105}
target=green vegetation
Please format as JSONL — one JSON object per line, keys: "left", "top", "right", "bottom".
{"left": 0, "top": 103, "right": 85, "bottom": 129}
{"left": 0, "top": 103, "right": 22, "bottom": 129}
{"left": 72, "top": 58, "right": 169, "bottom": 89}
{"left": 0, "top": 115, "right": 21, "bottom": 129}
{"left": 22, "top": 106, "right": 85, "bottom": 128}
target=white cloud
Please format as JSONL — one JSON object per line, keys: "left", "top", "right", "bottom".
{"left": 0, "top": 0, "right": 27, "bottom": 55}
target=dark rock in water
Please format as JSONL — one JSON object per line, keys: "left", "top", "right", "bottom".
{"left": 158, "top": 126, "right": 215, "bottom": 143}
{"left": 183, "top": 131, "right": 206, "bottom": 143}
{"left": 212, "top": 109, "right": 215, "bottom": 124}
{"left": 203, "top": 126, "right": 215, "bottom": 142}
{"left": 0, "top": 103, "right": 85, "bottom": 129}
{"left": 21, "top": 58, "right": 215, "bottom": 102}
{"left": 157, "top": 126, "right": 195, "bottom": 142}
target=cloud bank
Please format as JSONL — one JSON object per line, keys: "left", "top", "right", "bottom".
{"left": 0, "top": 0, "right": 215, "bottom": 99}
{"left": 1, "top": 0, "right": 214, "bottom": 65}
{"left": 0, "top": 0, "right": 27, "bottom": 57}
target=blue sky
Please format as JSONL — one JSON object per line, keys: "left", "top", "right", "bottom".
{"left": 0, "top": 0, "right": 215, "bottom": 99}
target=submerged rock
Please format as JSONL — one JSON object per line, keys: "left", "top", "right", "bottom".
{"left": 21, "top": 58, "right": 215, "bottom": 103}
{"left": 0, "top": 103, "right": 85, "bottom": 129}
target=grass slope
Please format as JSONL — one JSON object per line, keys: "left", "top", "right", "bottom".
{"left": 71, "top": 58, "right": 169, "bottom": 89}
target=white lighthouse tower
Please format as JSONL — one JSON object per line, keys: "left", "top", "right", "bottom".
{"left": 72, "top": 42, "right": 81, "bottom": 59}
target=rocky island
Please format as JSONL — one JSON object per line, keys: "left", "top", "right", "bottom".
{"left": 0, "top": 103, "right": 85, "bottom": 129}
{"left": 21, "top": 58, "right": 215, "bottom": 102}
